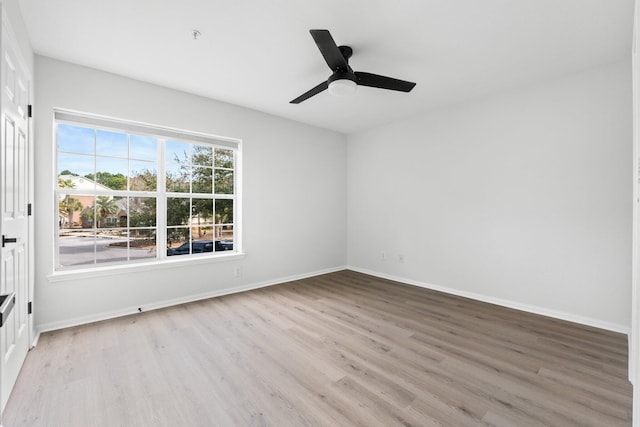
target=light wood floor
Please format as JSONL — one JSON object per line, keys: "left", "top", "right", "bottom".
{"left": 4, "top": 270, "right": 633, "bottom": 426}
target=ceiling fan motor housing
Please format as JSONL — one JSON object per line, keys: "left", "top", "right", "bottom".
{"left": 338, "top": 45, "right": 353, "bottom": 61}
{"left": 328, "top": 70, "right": 357, "bottom": 84}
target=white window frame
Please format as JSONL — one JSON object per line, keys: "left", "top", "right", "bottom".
{"left": 51, "top": 109, "right": 243, "bottom": 277}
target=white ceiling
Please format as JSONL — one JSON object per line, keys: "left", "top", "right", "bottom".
{"left": 19, "top": 0, "right": 634, "bottom": 134}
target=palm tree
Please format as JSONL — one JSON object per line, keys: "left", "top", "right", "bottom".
{"left": 60, "top": 197, "right": 82, "bottom": 227}
{"left": 95, "top": 196, "right": 118, "bottom": 228}
{"left": 58, "top": 177, "right": 74, "bottom": 189}
{"left": 80, "top": 206, "right": 95, "bottom": 227}
{"left": 58, "top": 177, "right": 81, "bottom": 227}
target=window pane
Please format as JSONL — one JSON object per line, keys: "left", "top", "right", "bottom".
{"left": 192, "top": 145, "right": 213, "bottom": 166}
{"left": 58, "top": 153, "right": 94, "bottom": 183}
{"left": 192, "top": 166, "right": 212, "bottom": 193}
{"left": 167, "top": 197, "right": 190, "bottom": 226}
{"left": 166, "top": 163, "right": 190, "bottom": 192}
{"left": 58, "top": 229, "right": 96, "bottom": 267}
{"left": 95, "top": 229, "right": 128, "bottom": 264}
{"left": 130, "top": 135, "right": 157, "bottom": 161}
{"left": 214, "top": 170, "right": 234, "bottom": 194}
{"left": 96, "top": 130, "right": 128, "bottom": 158}
{"left": 215, "top": 199, "right": 233, "bottom": 224}
{"left": 166, "top": 140, "right": 190, "bottom": 164}
{"left": 215, "top": 224, "right": 234, "bottom": 241}
{"left": 192, "top": 226, "right": 214, "bottom": 242}
{"left": 167, "top": 228, "right": 189, "bottom": 256}
{"left": 95, "top": 196, "right": 125, "bottom": 229}
{"left": 94, "top": 158, "right": 128, "bottom": 190}
{"left": 130, "top": 161, "right": 157, "bottom": 191}
{"left": 79, "top": 196, "right": 96, "bottom": 228}
{"left": 129, "top": 229, "right": 156, "bottom": 261}
{"left": 59, "top": 193, "right": 92, "bottom": 229}
{"left": 192, "top": 233, "right": 214, "bottom": 254}
{"left": 58, "top": 124, "right": 94, "bottom": 155}
{"left": 129, "top": 197, "right": 156, "bottom": 227}
{"left": 214, "top": 148, "right": 233, "bottom": 168}
{"left": 214, "top": 225, "right": 234, "bottom": 251}
{"left": 192, "top": 198, "right": 213, "bottom": 225}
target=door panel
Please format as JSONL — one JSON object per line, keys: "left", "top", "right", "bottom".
{"left": 3, "top": 116, "right": 14, "bottom": 215}
{"left": 0, "top": 15, "right": 30, "bottom": 412}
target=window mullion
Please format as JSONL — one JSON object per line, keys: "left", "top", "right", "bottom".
{"left": 157, "top": 138, "right": 167, "bottom": 259}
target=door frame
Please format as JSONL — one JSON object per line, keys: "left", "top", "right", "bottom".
{"left": 632, "top": 1, "right": 639, "bottom": 425}
{"left": 27, "top": 71, "right": 34, "bottom": 349}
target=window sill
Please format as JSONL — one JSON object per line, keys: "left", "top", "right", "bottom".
{"left": 47, "top": 252, "right": 247, "bottom": 283}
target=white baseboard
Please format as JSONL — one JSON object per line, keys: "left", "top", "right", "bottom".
{"left": 35, "top": 264, "right": 629, "bottom": 337}
{"left": 36, "top": 265, "right": 347, "bottom": 334}
{"left": 347, "top": 266, "right": 630, "bottom": 335}
{"left": 30, "top": 331, "right": 40, "bottom": 348}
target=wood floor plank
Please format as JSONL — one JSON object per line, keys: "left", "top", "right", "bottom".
{"left": 4, "top": 271, "right": 633, "bottom": 426}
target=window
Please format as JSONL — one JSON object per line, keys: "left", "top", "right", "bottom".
{"left": 55, "top": 111, "right": 240, "bottom": 271}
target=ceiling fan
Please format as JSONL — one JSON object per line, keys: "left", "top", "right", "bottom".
{"left": 290, "top": 29, "right": 416, "bottom": 104}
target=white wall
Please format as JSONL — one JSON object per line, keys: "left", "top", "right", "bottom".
{"left": 34, "top": 56, "right": 347, "bottom": 330}
{"left": 348, "top": 60, "right": 633, "bottom": 331}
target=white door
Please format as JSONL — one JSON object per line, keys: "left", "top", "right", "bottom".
{"left": 0, "top": 15, "right": 30, "bottom": 412}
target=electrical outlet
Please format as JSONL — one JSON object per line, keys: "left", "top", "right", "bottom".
{"left": 398, "top": 254, "right": 405, "bottom": 264}
{"left": 381, "top": 251, "right": 386, "bottom": 261}
{"left": 234, "top": 266, "right": 242, "bottom": 278}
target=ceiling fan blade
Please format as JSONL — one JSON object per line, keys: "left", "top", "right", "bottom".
{"left": 355, "top": 72, "right": 416, "bottom": 92}
{"left": 310, "top": 29, "right": 349, "bottom": 71}
{"left": 290, "top": 81, "right": 329, "bottom": 104}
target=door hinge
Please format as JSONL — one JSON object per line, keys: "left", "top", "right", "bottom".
{"left": 28, "top": 203, "right": 32, "bottom": 216}
{"left": 27, "top": 104, "right": 32, "bottom": 118}
{"left": 27, "top": 301, "right": 32, "bottom": 315}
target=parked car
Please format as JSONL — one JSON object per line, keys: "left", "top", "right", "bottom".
{"left": 216, "top": 239, "right": 234, "bottom": 251}
{"left": 167, "top": 240, "right": 233, "bottom": 256}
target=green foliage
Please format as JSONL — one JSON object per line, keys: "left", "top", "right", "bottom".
{"left": 166, "top": 151, "right": 190, "bottom": 192}
{"left": 59, "top": 196, "right": 82, "bottom": 227}
{"left": 80, "top": 205, "right": 94, "bottom": 225}
{"left": 214, "top": 149, "right": 233, "bottom": 168}
{"left": 95, "top": 196, "right": 119, "bottom": 228}
{"left": 58, "top": 178, "right": 81, "bottom": 228}
{"left": 192, "top": 166, "right": 212, "bottom": 193}
{"left": 193, "top": 199, "right": 213, "bottom": 220}
{"left": 167, "top": 198, "right": 189, "bottom": 227}
{"left": 80, "top": 196, "right": 120, "bottom": 228}
{"left": 131, "top": 168, "right": 157, "bottom": 191}
{"left": 58, "top": 177, "right": 75, "bottom": 189}
{"left": 167, "top": 227, "right": 189, "bottom": 246}
{"left": 85, "top": 172, "right": 127, "bottom": 190}
{"left": 215, "top": 199, "right": 233, "bottom": 224}
{"left": 214, "top": 170, "right": 233, "bottom": 194}
{"left": 129, "top": 198, "right": 156, "bottom": 227}
{"left": 192, "top": 145, "right": 213, "bottom": 166}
